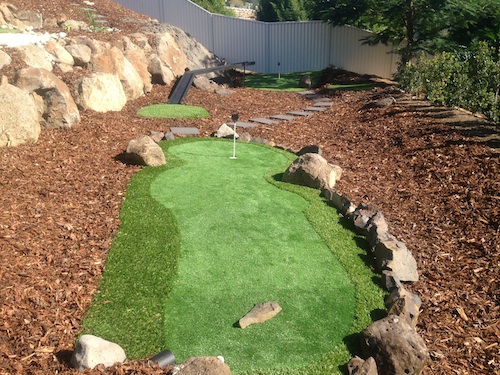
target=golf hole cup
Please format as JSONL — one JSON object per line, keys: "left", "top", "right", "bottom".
{"left": 150, "top": 349, "right": 176, "bottom": 369}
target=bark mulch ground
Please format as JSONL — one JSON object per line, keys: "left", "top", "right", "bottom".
{"left": 1, "top": 1, "right": 499, "bottom": 374}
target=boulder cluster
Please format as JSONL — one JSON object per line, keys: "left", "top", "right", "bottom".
{"left": 0, "top": 2, "right": 221, "bottom": 148}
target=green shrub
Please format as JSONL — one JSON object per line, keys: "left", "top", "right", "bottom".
{"left": 397, "top": 42, "right": 500, "bottom": 122}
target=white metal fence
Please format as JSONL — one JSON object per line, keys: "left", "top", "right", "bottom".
{"left": 116, "top": 0, "right": 399, "bottom": 78}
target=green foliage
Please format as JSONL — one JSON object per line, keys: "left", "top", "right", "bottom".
{"left": 192, "top": 0, "right": 235, "bottom": 16}
{"left": 397, "top": 42, "right": 500, "bottom": 122}
{"left": 321, "top": 0, "right": 448, "bottom": 63}
{"left": 257, "top": 0, "right": 309, "bottom": 21}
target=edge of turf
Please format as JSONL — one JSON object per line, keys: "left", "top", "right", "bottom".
{"left": 81, "top": 138, "right": 385, "bottom": 374}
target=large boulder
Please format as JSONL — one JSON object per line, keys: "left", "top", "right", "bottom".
{"left": 76, "top": 73, "right": 127, "bottom": 112}
{"left": 0, "top": 81, "right": 40, "bottom": 147}
{"left": 0, "top": 49, "right": 11, "bottom": 69}
{"left": 361, "top": 315, "right": 429, "bottom": 375}
{"left": 282, "top": 153, "right": 342, "bottom": 190}
{"left": 372, "top": 234, "right": 419, "bottom": 282}
{"left": 153, "top": 32, "right": 188, "bottom": 77}
{"left": 64, "top": 43, "right": 92, "bottom": 67}
{"left": 18, "top": 44, "right": 54, "bottom": 71}
{"left": 125, "top": 135, "right": 166, "bottom": 167}
{"left": 90, "top": 47, "right": 144, "bottom": 100}
{"left": 0, "top": 3, "right": 42, "bottom": 30}
{"left": 148, "top": 53, "right": 175, "bottom": 85}
{"left": 172, "top": 357, "right": 231, "bottom": 375}
{"left": 14, "top": 67, "right": 80, "bottom": 129}
{"left": 348, "top": 356, "right": 378, "bottom": 375}
{"left": 70, "top": 334, "right": 126, "bottom": 371}
{"left": 45, "top": 40, "right": 75, "bottom": 66}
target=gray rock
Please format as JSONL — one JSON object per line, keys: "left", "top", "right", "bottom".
{"left": 153, "top": 32, "right": 188, "bottom": 78}
{"left": 0, "top": 50, "right": 12, "bottom": 69}
{"left": 351, "top": 203, "right": 388, "bottom": 237}
{"left": 76, "top": 73, "right": 127, "bottom": 112}
{"left": 385, "top": 287, "right": 422, "bottom": 328}
{"left": 238, "top": 132, "right": 252, "bottom": 142}
{"left": 321, "top": 189, "right": 353, "bottom": 215}
{"left": 0, "top": 82, "right": 40, "bottom": 147}
{"left": 124, "top": 49, "right": 152, "bottom": 93}
{"left": 172, "top": 356, "right": 231, "bottom": 375}
{"left": 212, "top": 123, "right": 238, "bottom": 139}
{"left": 147, "top": 54, "right": 175, "bottom": 85}
{"left": 381, "top": 270, "right": 403, "bottom": 292}
{"left": 70, "top": 335, "right": 126, "bottom": 371}
{"left": 14, "top": 67, "right": 80, "bottom": 129}
{"left": 149, "top": 131, "right": 165, "bottom": 143}
{"left": 45, "top": 40, "right": 74, "bottom": 66}
{"left": 297, "top": 144, "right": 321, "bottom": 156}
{"left": 91, "top": 47, "right": 144, "bottom": 100}
{"left": 125, "top": 135, "right": 166, "bottom": 167}
{"left": 299, "top": 75, "right": 312, "bottom": 89}
{"left": 361, "top": 315, "right": 429, "bottom": 375}
{"left": 239, "top": 301, "right": 282, "bottom": 329}
{"left": 163, "top": 132, "right": 175, "bottom": 141}
{"left": 283, "top": 153, "right": 342, "bottom": 190}
{"left": 348, "top": 356, "right": 378, "bottom": 375}
{"left": 18, "top": 44, "right": 54, "bottom": 71}
{"left": 373, "top": 235, "right": 419, "bottom": 282}
{"left": 65, "top": 44, "right": 92, "bottom": 67}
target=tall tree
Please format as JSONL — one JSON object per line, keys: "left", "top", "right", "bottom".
{"left": 320, "top": 0, "right": 448, "bottom": 63}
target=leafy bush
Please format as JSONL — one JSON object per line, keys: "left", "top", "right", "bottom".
{"left": 397, "top": 42, "right": 500, "bottom": 122}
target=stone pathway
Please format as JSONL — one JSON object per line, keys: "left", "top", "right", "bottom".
{"left": 170, "top": 91, "right": 333, "bottom": 135}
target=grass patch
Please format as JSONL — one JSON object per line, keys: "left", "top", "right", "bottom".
{"left": 327, "top": 83, "right": 376, "bottom": 91}
{"left": 81, "top": 138, "right": 385, "bottom": 374}
{"left": 0, "top": 28, "right": 20, "bottom": 34}
{"left": 137, "top": 104, "right": 209, "bottom": 119}
{"left": 244, "top": 71, "right": 322, "bottom": 91}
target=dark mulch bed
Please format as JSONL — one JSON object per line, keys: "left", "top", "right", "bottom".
{"left": 1, "top": 1, "right": 499, "bottom": 374}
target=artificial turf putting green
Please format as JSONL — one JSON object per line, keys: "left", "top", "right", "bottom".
{"left": 137, "top": 104, "right": 209, "bottom": 118}
{"left": 244, "top": 71, "right": 322, "bottom": 91}
{"left": 82, "top": 138, "right": 385, "bottom": 374}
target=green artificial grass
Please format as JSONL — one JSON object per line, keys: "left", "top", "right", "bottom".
{"left": 0, "top": 28, "right": 19, "bottom": 34}
{"left": 327, "top": 83, "right": 376, "bottom": 91}
{"left": 81, "top": 138, "right": 385, "bottom": 374}
{"left": 137, "top": 104, "right": 209, "bottom": 119}
{"left": 244, "top": 71, "right": 322, "bottom": 91}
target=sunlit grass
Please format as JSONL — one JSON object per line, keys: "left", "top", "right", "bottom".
{"left": 137, "top": 104, "right": 209, "bottom": 119}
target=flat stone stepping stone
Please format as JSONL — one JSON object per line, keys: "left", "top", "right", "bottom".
{"left": 304, "top": 106, "right": 327, "bottom": 112}
{"left": 313, "top": 96, "right": 331, "bottom": 102}
{"left": 227, "top": 121, "right": 259, "bottom": 128}
{"left": 298, "top": 90, "right": 315, "bottom": 96}
{"left": 270, "top": 114, "right": 296, "bottom": 121}
{"left": 170, "top": 127, "right": 200, "bottom": 135}
{"left": 288, "top": 111, "right": 313, "bottom": 116}
{"left": 314, "top": 101, "right": 333, "bottom": 107}
{"left": 249, "top": 118, "right": 279, "bottom": 125}
{"left": 305, "top": 94, "right": 323, "bottom": 100}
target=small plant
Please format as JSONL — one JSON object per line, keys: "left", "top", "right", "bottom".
{"left": 81, "top": 8, "right": 108, "bottom": 33}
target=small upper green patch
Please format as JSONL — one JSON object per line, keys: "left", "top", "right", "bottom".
{"left": 137, "top": 104, "right": 209, "bottom": 119}
{"left": 0, "top": 28, "right": 20, "bottom": 34}
{"left": 244, "top": 71, "right": 323, "bottom": 91}
{"left": 328, "top": 82, "right": 376, "bottom": 91}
